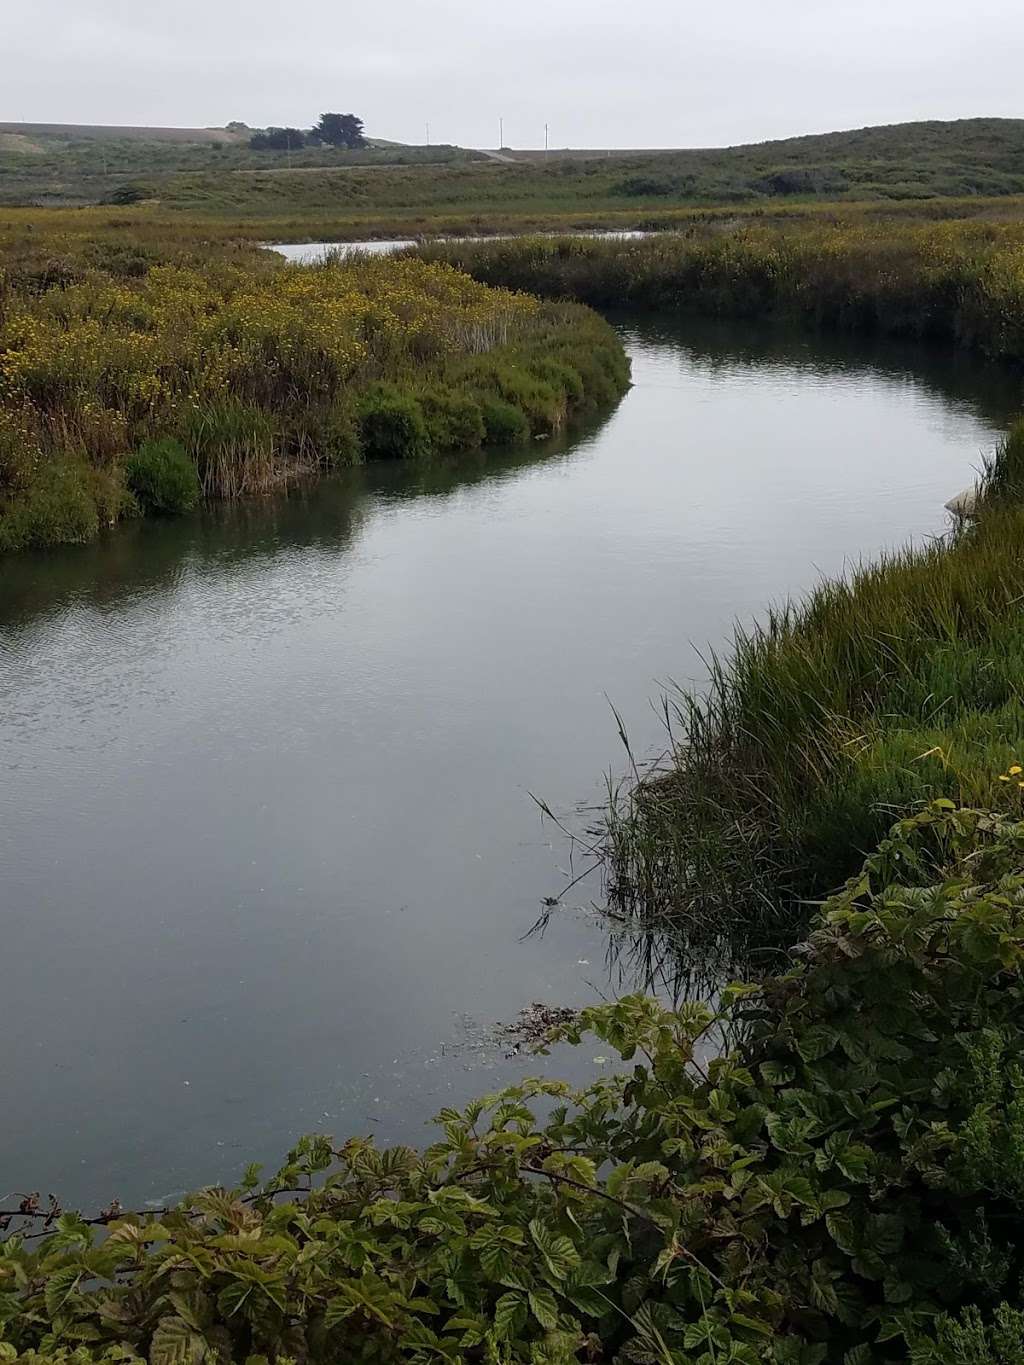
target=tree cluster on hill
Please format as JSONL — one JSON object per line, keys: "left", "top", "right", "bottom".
{"left": 248, "top": 112, "right": 365, "bottom": 151}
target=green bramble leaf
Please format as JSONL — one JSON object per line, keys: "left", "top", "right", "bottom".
{"left": 528, "top": 1287, "right": 560, "bottom": 1329}
{"left": 44, "top": 1266, "right": 82, "bottom": 1319}
{"left": 493, "top": 1291, "right": 527, "bottom": 1341}
{"left": 529, "top": 1219, "right": 580, "bottom": 1280}
{"left": 149, "top": 1316, "right": 206, "bottom": 1365}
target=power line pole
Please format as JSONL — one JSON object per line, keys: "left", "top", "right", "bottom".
{"left": 425, "top": 121, "right": 430, "bottom": 146}
{"left": 544, "top": 123, "right": 549, "bottom": 158}
{"left": 499, "top": 116, "right": 504, "bottom": 149}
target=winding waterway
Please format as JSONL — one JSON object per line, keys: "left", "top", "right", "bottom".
{"left": 1, "top": 314, "right": 1020, "bottom": 1211}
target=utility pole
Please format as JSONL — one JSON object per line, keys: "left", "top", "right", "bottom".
{"left": 499, "top": 116, "right": 504, "bottom": 149}
{"left": 544, "top": 123, "right": 549, "bottom": 158}
{"left": 425, "top": 121, "right": 430, "bottom": 146}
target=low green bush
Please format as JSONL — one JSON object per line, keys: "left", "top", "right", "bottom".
{"left": 416, "top": 388, "right": 486, "bottom": 453}
{"left": 125, "top": 439, "right": 201, "bottom": 515}
{"left": 321, "top": 402, "right": 363, "bottom": 468}
{"left": 525, "top": 357, "right": 586, "bottom": 405}
{"left": 478, "top": 395, "right": 532, "bottom": 444}
{"left": 356, "top": 384, "right": 431, "bottom": 460}
{"left": 6, "top": 804, "right": 1024, "bottom": 1363}
{"left": 0, "top": 460, "right": 101, "bottom": 551}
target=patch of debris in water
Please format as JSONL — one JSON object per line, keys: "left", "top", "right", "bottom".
{"left": 501, "top": 1002, "right": 579, "bottom": 1057}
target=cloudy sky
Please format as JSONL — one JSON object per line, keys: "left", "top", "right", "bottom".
{"left": 5, "top": 0, "right": 1022, "bottom": 149}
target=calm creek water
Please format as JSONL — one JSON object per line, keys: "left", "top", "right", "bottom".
{"left": 1, "top": 312, "right": 1020, "bottom": 1212}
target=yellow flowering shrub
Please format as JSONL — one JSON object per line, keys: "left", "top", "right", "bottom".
{"left": 0, "top": 243, "right": 627, "bottom": 550}
{"left": 0, "top": 256, "right": 537, "bottom": 434}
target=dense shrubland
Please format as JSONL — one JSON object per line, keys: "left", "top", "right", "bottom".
{"left": 0, "top": 243, "right": 629, "bottom": 552}
{"left": 5, "top": 803, "right": 1024, "bottom": 1361}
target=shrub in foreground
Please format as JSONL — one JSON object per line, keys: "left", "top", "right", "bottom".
{"left": 5, "top": 804, "right": 1024, "bottom": 1362}
{"left": 125, "top": 439, "right": 201, "bottom": 515}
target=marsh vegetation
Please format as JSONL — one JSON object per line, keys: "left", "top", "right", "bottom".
{"left": 0, "top": 236, "right": 628, "bottom": 551}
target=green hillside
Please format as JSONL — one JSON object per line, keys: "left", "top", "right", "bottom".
{"left": 0, "top": 122, "right": 480, "bottom": 207}
{"left": 2, "top": 116, "right": 1024, "bottom": 216}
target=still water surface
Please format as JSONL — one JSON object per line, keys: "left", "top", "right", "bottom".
{"left": 1, "top": 316, "right": 1020, "bottom": 1210}
{"left": 270, "top": 232, "right": 648, "bottom": 263}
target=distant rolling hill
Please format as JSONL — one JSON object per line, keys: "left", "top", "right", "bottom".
{"left": 0, "top": 121, "right": 251, "bottom": 145}
{"left": 2, "top": 116, "right": 1023, "bottom": 214}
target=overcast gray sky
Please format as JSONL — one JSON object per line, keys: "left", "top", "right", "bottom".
{"left": 5, "top": 0, "right": 1022, "bottom": 149}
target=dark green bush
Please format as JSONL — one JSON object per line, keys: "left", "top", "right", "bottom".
{"left": 417, "top": 388, "right": 486, "bottom": 452}
{"left": 356, "top": 384, "right": 431, "bottom": 459}
{"left": 611, "top": 174, "right": 679, "bottom": 197}
{"left": 125, "top": 438, "right": 201, "bottom": 515}
{"left": 478, "top": 395, "right": 531, "bottom": 444}
{"left": 101, "top": 184, "right": 147, "bottom": 207}
{"left": 320, "top": 402, "right": 363, "bottom": 467}
{"left": 490, "top": 366, "right": 565, "bottom": 435}
{"left": 525, "top": 357, "right": 586, "bottom": 405}
{"left": 0, "top": 460, "right": 101, "bottom": 551}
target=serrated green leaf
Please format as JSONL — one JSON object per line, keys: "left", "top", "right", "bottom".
{"left": 826, "top": 1212, "right": 857, "bottom": 1254}
{"left": 150, "top": 1315, "right": 206, "bottom": 1365}
{"left": 493, "top": 1291, "right": 526, "bottom": 1341}
{"left": 479, "top": 1243, "right": 512, "bottom": 1281}
{"left": 44, "top": 1267, "right": 82, "bottom": 1320}
{"left": 529, "top": 1218, "right": 580, "bottom": 1280}
{"left": 528, "top": 1287, "right": 560, "bottom": 1330}
{"left": 760, "top": 1062, "right": 795, "bottom": 1087}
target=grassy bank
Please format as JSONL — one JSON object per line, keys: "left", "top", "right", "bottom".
{"left": 416, "top": 227, "right": 1024, "bottom": 936}
{"left": 417, "top": 219, "right": 1024, "bottom": 362}
{"left": 602, "top": 425, "right": 1024, "bottom": 940}
{"left": 6, "top": 803, "right": 1024, "bottom": 1362}
{"left": 0, "top": 240, "right": 629, "bottom": 553}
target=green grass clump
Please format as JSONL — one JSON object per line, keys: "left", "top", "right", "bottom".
{"left": 603, "top": 422, "right": 1024, "bottom": 942}
{"left": 125, "top": 437, "right": 200, "bottom": 514}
